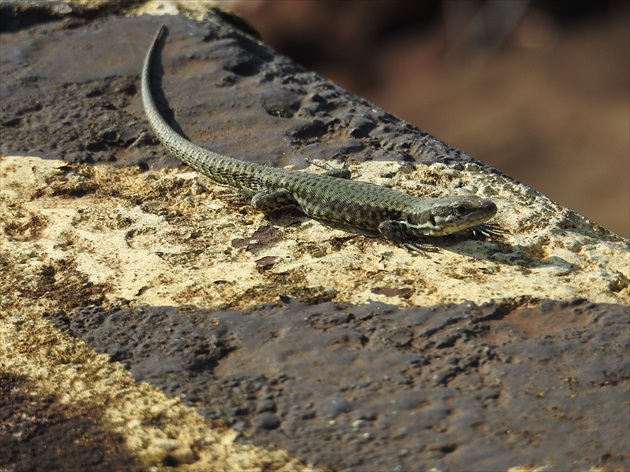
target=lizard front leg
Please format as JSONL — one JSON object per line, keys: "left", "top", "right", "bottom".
{"left": 378, "top": 220, "right": 439, "bottom": 253}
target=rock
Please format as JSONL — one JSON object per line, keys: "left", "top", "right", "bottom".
{"left": 1, "top": 5, "right": 627, "bottom": 472}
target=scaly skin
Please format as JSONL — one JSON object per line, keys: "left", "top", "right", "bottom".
{"left": 141, "top": 26, "right": 498, "bottom": 251}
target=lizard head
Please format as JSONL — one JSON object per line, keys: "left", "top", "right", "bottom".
{"left": 405, "top": 196, "right": 497, "bottom": 237}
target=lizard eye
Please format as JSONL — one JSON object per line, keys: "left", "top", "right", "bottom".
{"left": 454, "top": 205, "right": 467, "bottom": 214}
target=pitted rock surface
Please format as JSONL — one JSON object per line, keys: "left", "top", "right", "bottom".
{"left": 47, "top": 299, "right": 629, "bottom": 471}
{"left": 1, "top": 14, "right": 473, "bottom": 172}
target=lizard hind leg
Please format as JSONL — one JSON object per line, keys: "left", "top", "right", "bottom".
{"left": 220, "top": 188, "right": 257, "bottom": 207}
{"left": 251, "top": 189, "right": 300, "bottom": 212}
{"left": 305, "top": 158, "right": 352, "bottom": 179}
{"left": 321, "top": 167, "right": 352, "bottom": 179}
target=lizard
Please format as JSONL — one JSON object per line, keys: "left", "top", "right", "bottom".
{"left": 141, "top": 25, "right": 498, "bottom": 253}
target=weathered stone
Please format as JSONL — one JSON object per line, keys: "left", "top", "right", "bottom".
{"left": 1, "top": 5, "right": 628, "bottom": 472}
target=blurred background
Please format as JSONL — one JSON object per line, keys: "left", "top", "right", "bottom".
{"left": 224, "top": 0, "right": 629, "bottom": 237}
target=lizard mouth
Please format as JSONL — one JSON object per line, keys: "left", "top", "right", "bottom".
{"left": 437, "top": 204, "right": 497, "bottom": 236}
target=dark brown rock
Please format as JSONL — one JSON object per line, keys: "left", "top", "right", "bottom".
{"left": 46, "top": 299, "right": 630, "bottom": 471}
